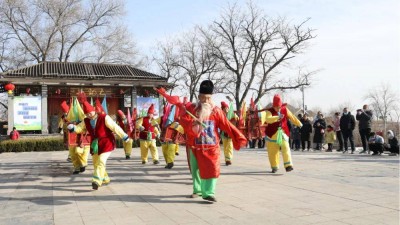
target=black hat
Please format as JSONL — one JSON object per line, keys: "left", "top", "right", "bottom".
{"left": 199, "top": 80, "right": 214, "bottom": 94}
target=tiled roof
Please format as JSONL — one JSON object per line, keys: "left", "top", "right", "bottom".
{"left": 1, "top": 61, "right": 166, "bottom": 81}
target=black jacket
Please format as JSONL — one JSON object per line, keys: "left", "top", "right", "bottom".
{"left": 356, "top": 110, "right": 373, "bottom": 129}
{"left": 340, "top": 113, "right": 355, "bottom": 132}
{"left": 300, "top": 119, "right": 312, "bottom": 140}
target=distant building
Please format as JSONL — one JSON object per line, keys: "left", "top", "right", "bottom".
{"left": 0, "top": 61, "right": 171, "bottom": 135}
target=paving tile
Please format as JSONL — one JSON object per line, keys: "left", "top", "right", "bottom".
{"left": 0, "top": 148, "right": 398, "bottom": 225}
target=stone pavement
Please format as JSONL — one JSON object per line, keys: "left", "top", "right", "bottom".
{"left": 0, "top": 148, "right": 398, "bottom": 225}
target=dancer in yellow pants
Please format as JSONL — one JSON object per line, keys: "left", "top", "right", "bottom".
{"left": 137, "top": 104, "right": 160, "bottom": 164}
{"left": 161, "top": 122, "right": 184, "bottom": 169}
{"left": 220, "top": 101, "right": 239, "bottom": 166}
{"left": 116, "top": 110, "right": 133, "bottom": 159}
{"left": 68, "top": 93, "right": 130, "bottom": 190}
{"left": 265, "top": 94, "right": 302, "bottom": 173}
{"left": 69, "top": 132, "right": 90, "bottom": 175}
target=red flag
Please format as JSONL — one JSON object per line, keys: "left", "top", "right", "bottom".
{"left": 155, "top": 87, "right": 182, "bottom": 105}
{"left": 250, "top": 97, "right": 255, "bottom": 111}
{"left": 131, "top": 107, "right": 137, "bottom": 140}
{"left": 126, "top": 108, "right": 133, "bottom": 134}
{"left": 162, "top": 103, "right": 171, "bottom": 127}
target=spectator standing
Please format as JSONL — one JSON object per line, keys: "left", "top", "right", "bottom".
{"left": 10, "top": 127, "right": 20, "bottom": 140}
{"left": 325, "top": 125, "right": 336, "bottom": 152}
{"left": 340, "top": 108, "right": 356, "bottom": 154}
{"left": 290, "top": 125, "right": 301, "bottom": 151}
{"left": 356, "top": 104, "right": 373, "bottom": 154}
{"left": 385, "top": 130, "right": 399, "bottom": 156}
{"left": 313, "top": 114, "right": 326, "bottom": 150}
{"left": 333, "top": 112, "right": 344, "bottom": 151}
{"left": 368, "top": 132, "right": 384, "bottom": 155}
{"left": 300, "top": 114, "right": 312, "bottom": 151}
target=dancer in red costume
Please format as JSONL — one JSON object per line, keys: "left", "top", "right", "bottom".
{"left": 116, "top": 110, "right": 133, "bottom": 159}
{"left": 265, "top": 94, "right": 302, "bottom": 173}
{"left": 156, "top": 80, "right": 247, "bottom": 202}
{"left": 68, "top": 93, "right": 130, "bottom": 190}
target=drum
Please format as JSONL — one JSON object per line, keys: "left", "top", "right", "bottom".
{"left": 68, "top": 132, "right": 91, "bottom": 147}
{"left": 160, "top": 127, "right": 178, "bottom": 142}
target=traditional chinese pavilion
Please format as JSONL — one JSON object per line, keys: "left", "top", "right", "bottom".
{"left": 0, "top": 61, "right": 170, "bottom": 135}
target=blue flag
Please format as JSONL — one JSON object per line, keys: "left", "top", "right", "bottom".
{"left": 102, "top": 95, "right": 108, "bottom": 114}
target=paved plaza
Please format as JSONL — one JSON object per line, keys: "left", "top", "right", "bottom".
{"left": 0, "top": 147, "right": 399, "bottom": 225}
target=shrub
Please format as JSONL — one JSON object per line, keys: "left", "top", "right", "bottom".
{"left": 0, "top": 138, "right": 65, "bottom": 153}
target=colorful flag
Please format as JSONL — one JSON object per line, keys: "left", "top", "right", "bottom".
{"left": 166, "top": 105, "right": 176, "bottom": 127}
{"left": 227, "top": 102, "right": 234, "bottom": 120}
{"left": 67, "top": 97, "right": 85, "bottom": 123}
{"left": 101, "top": 95, "right": 108, "bottom": 114}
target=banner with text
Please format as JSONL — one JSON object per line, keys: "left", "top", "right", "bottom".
{"left": 13, "top": 96, "right": 42, "bottom": 130}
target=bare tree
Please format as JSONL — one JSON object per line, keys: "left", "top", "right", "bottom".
{"left": 155, "top": 27, "right": 219, "bottom": 101}
{"left": 0, "top": 0, "right": 143, "bottom": 71}
{"left": 365, "top": 83, "right": 399, "bottom": 135}
{"left": 201, "top": 2, "right": 316, "bottom": 111}
{"left": 154, "top": 39, "right": 181, "bottom": 95}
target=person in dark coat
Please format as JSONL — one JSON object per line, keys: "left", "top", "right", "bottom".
{"left": 300, "top": 114, "right": 313, "bottom": 151}
{"left": 340, "top": 107, "right": 356, "bottom": 154}
{"left": 385, "top": 130, "right": 399, "bottom": 156}
{"left": 313, "top": 114, "right": 326, "bottom": 150}
{"left": 356, "top": 104, "right": 373, "bottom": 154}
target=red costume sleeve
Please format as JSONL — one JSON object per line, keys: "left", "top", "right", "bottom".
{"left": 216, "top": 108, "right": 247, "bottom": 150}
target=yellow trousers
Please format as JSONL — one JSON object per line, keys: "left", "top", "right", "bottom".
{"left": 222, "top": 137, "right": 233, "bottom": 161}
{"left": 92, "top": 152, "right": 111, "bottom": 186}
{"left": 68, "top": 145, "right": 89, "bottom": 172}
{"left": 175, "top": 143, "right": 179, "bottom": 154}
{"left": 266, "top": 140, "right": 292, "bottom": 169}
{"left": 140, "top": 140, "right": 159, "bottom": 162}
{"left": 162, "top": 143, "right": 177, "bottom": 164}
{"left": 123, "top": 139, "right": 133, "bottom": 157}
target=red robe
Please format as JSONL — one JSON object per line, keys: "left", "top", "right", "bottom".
{"left": 180, "top": 103, "right": 247, "bottom": 179}
{"left": 84, "top": 114, "right": 115, "bottom": 155}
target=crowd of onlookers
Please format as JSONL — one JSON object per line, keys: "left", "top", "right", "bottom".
{"left": 286, "top": 104, "right": 399, "bottom": 156}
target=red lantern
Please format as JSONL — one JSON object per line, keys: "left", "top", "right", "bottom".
{"left": 26, "top": 88, "right": 31, "bottom": 95}
{"left": 4, "top": 83, "right": 15, "bottom": 94}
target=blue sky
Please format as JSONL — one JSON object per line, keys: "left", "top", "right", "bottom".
{"left": 124, "top": 0, "right": 399, "bottom": 113}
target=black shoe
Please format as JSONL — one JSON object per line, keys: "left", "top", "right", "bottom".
{"left": 165, "top": 163, "right": 174, "bottom": 169}
{"left": 92, "top": 182, "right": 99, "bottom": 190}
{"left": 271, "top": 168, "right": 278, "bottom": 173}
{"left": 343, "top": 150, "right": 348, "bottom": 154}
{"left": 125, "top": 155, "right": 130, "bottom": 159}
{"left": 72, "top": 171, "right": 80, "bottom": 175}
{"left": 326, "top": 150, "right": 332, "bottom": 152}
{"left": 359, "top": 150, "right": 366, "bottom": 154}
{"left": 225, "top": 161, "right": 232, "bottom": 166}
{"left": 371, "top": 152, "right": 378, "bottom": 156}
{"left": 80, "top": 167, "right": 86, "bottom": 173}
{"left": 203, "top": 196, "right": 217, "bottom": 202}
{"left": 142, "top": 161, "right": 146, "bottom": 164}
{"left": 285, "top": 166, "right": 293, "bottom": 172}
{"left": 175, "top": 152, "right": 179, "bottom": 156}
{"left": 67, "top": 158, "right": 72, "bottom": 162}
{"left": 153, "top": 160, "right": 160, "bottom": 165}
{"left": 351, "top": 150, "right": 354, "bottom": 154}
